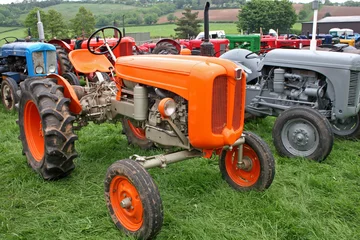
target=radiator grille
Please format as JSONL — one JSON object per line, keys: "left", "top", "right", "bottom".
{"left": 348, "top": 71, "right": 359, "bottom": 106}
{"left": 232, "top": 80, "right": 242, "bottom": 130}
{"left": 212, "top": 76, "right": 228, "bottom": 134}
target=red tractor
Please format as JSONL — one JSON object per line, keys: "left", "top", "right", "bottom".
{"left": 17, "top": 6, "right": 275, "bottom": 238}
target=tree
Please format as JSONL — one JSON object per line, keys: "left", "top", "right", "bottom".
{"left": 237, "top": 0, "right": 297, "bottom": 34}
{"left": 46, "top": 9, "right": 68, "bottom": 39}
{"left": 144, "top": 13, "right": 158, "bottom": 25}
{"left": 298, "top": 9, "right": 307, "bottom": 21}
{"left": 174, "top": 8, "right": 201, "bottom": 39}
{"left": 70, "top": 7, "right": 95, "bottom": 38}
{"left": 24, "top": 7, "right": 47, "bottom": 38}
{"left": 167, "top": 13, "right": 176, "bottom": 23}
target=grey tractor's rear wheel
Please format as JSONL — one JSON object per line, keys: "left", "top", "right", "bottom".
{"left": 18, "top": 78, "right": 78, "bottom": 180}
{"left": 331, "top": 112, "right": 360, "bottom": 139}
{"left": 122, "top": 117, "right": 154, "bottom": 150}
{"left": 1, "top": 77, "right": 19, "bottom": 111}
{"left": 272, "top": 106, "right": 333, "bottom": 162}
{"left": 153, "top": 42, "right": 179, "bottom": 55}
{"left": 219, "top": 131, "right": 275, "bottom": 191}
{"left": 55, "top": 45, "right": 73, "bottom": 75}
{"left": 105, "top": 159, "right": 163, "bottom": 239}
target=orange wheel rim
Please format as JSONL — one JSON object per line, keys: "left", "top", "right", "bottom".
{"left": 225, "top": 144, "right": 261, "bottom": 187}
{"left": 110, "top": 175, "right": 143, "bottom": 231}
{"left": 127, "top": 120, "right": 146, "bottom": 140}
{"left": 24, "top": 101, "right": 44, "bottom": 162}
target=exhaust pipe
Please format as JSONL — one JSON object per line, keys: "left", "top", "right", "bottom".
{"left": 200, "top": 2, "right": 214, "bottom": 56}
{"left": 37, "top": 11, "right": 45, "bottom": 42}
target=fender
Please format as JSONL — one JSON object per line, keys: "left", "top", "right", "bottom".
{"left": 48, "top": 39, "right": 73, "bottom": 53}
{"left": 155, "top": 39, "right": 181, "bottom": 53}
{"left": 48, "top": 73, "right": 82, "bottom": 115}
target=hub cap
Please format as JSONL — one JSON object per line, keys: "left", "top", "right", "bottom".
{"left": 281, "top": 118, "right": 319, "bottom": 157}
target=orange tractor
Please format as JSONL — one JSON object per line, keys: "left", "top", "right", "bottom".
{"left": 17, "top": 9, "right": 275, "bottom": 240}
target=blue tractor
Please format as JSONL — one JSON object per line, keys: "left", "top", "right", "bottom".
{"left": 0, "top": 39, "right": 68, "bottom": 111}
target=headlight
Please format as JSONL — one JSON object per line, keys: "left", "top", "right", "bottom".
{"left": 158, "top": 98, "right": 176, "bottom": 118}
{"left": 35, "top": 66, "right": 44, "bottom": 74}
{"left": 48, "top": 64, "right": 56, "bottom": 73}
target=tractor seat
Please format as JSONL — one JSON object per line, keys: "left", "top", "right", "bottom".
{"left": 69, "top": 49, "right": 113, "bottom": 74}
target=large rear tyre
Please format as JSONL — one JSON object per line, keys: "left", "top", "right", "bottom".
{"left": 272, "top": 106, "right": 333, "bottom": 162}
{"left": 219, "top": 131, "right": 275, "bottom": 191}
{"left": 153, "top": 42, "right": 179, "bottom": 55}
{"left": 18, "top": 78, "right": 78, "bottom": 180}
{"left": 122, "top": 118, "right": 154, "bottom": 150}
{"left": 331, "top": 112, "right": 360, "bottom": 139}
{"left": 55, "top": 45, "right": 73, "bottom": 75}
{"left": 105, "top": 159, "right": 163, "bottom": 239}
{"left": 62, "top": 72, "right": 81, "bottom": 86}
{"left": 1, "top": 77, "right": 19, "bottom": 111}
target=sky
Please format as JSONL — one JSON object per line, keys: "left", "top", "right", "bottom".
{"left": 0, "top": 0, "right": 355, "bottom": 4}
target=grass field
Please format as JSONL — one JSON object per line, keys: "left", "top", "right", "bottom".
{"left": 0, "top": 102, "right": 359, "bottom": 239}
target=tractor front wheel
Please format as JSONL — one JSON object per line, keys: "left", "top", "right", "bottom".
{"left": 122, "top": 118, "right": 154, "bottom": 150}
{"left": 18, "top": 78, "right": 78, "bottom": 179}
{"left": 105, "top": 159, "right": 163, "bottom": 239}
{"left": 1, "top": 77, "right": 19, "bottom": 111}
{"left": 219, "top": 131, "right": 275, "bottom": 191}
{"left": 55, "top": 45, "right": 73, "bottom": 75}
{"left": 272, "top": 106, "right": 333, "bottom": 162}
{"left": 62, "top": 72, "right": 81, "bottom": 86}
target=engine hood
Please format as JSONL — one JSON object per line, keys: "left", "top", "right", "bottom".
{"left": 260, "top": 49, "right": 360, "bottom": 71}
{"left": 0, "top": 42, "right": 56, "bottom": 57}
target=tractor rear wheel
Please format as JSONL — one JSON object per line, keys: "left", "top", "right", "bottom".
{"left": 105, "top": 159, "right": 163, "bottom": 239}
{"left": 153, "top": 42, "right": 179, "bottom": 55}
{"left": 122, "top": 117, "right": 154, "bottom": 150}
{"left": 272, "top": 106, "right": 333, "bottom": 162}
{"left": 18, "top": 78, "right": 78, "bottom": 180}
{"left": 55, "top": 45, "right": 73, "bottom": 75}
{"left": 1, "top": 77, "right": 19, "bottom": 111}
{"left": 62, "top": 72, "right": 81, "bottom": 86}
{"left": 331, "top": 112, "right": 360, "bottom": 139}
{"left": 219, "top": 131, "right": 275, "bottom": 191}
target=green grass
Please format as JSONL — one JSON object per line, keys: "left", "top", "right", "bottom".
{"left": 0, "top": 103, "right": 359, "bottom": 239}
{"left": 19, "top": 3, "right": 140, "bottom": 22}
{"left": 292, "top": 22, "right": 302, "bottom": 32}
{"left": 0, "top": 28, "right": 27, "bottom": 42}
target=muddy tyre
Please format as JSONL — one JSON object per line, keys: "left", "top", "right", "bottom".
{"left": 219, "top": 131, "right": 275, "bottom": 191}
{"left": 55, "top": 45, "right": 73, "bottom": 75}
{"left": 18, "top": 78, "right": 78, "bottom": 180}
{"left": 1, "top": 77, "right": 19, "bottom": 111}
{"left": 122, "top": 118, "right": 154, "bottom": 150}
{"left": 272, "top": 106, "right": 333, "bottom": 162}
{"left": 153, "top": 42, "right": 179, "bottom": 55}
{"left": 331, "top": 112, "right": 360, "bottom": 139}
{"left": 105, "top": 159, "right": 163, "bottom": 239}
{"left": 62, "top": 72, "right": 80, "bottom": 86}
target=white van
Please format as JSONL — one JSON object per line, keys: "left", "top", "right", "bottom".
{"left": 195, "top": 30, "right": 226, "bottom": 40}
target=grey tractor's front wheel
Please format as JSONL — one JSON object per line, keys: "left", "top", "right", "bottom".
{"left": 272, "top": 106, "right": 333, "bottom": 162}
{"left": 18, "top": 78, "right": 78, "bottom": 179}
{"left": 1, "top": 77, "right": 19, "bottom": 111}
{"left": 105, "top": 159, "right": 163, "bottom": 239}
{"left": 331, "top": 112, "right": 360, "bottom": 139}
{"left": 219, "top": 131, "right": 275, "bottom": 191}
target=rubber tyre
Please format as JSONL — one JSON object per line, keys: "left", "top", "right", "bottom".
{"left": 1, "top": 77, "right": 19, "bottom": 111}
{"left": 272, "top": 106, "right": 333, "bottom": 162}
{"left": 105, "top": 159, "right": 163, "bottom": 239}
{"left": 62, "top": 72, "right": 80, "bottom": 86}
{"left": 219, "top": 131, "right": 275, "bottom": 191}
{"left": 331, "top": 111, "right": 360, "bottom": 139}
{"left": 122, "top": 117, "right": 154, "bottom": 150}
{"left": 92, "top": 72, "right": 111, "bottom": 82}
{"left": 153, "top": 42, "right": 179, "bottom": 55}
{"left": 18, "top": 78, "right": 78, "bottom": 180}
{"left": 55, "top": 45, "right": 73, "bottom": 75}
